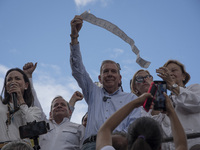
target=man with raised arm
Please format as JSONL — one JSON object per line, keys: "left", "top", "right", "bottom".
{"left": 70, "top": 15, "right": 141, "bottom": 150}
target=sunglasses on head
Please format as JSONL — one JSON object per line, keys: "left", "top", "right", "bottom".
{"left": 135, "top": 75, "right": 153, "bottom": 83}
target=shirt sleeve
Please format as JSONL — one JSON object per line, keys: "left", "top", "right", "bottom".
{"left": 29, "top": 78, "right": 47, "bottom": 120}
{"left": 20, "top": 105, "right": 42, "bottom": 123}
{"left": 172, "top": 84, "right": 200, "bottom": 113}
{"left": 70, "top": 43, "right": 95, "bottom": 104}
{"left": 78, "top": 125, "right": 85, "bottom": 148}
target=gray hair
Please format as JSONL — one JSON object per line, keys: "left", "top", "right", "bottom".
{"left": 2, "top": 141, "right": 34, "bottom": 150}
{"left": 100, "top": 60, "right": 121, "bottom": 74}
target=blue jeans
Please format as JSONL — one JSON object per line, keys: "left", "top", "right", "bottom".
{"left": 81, "top": 141, "right": 96, "bottom": 150}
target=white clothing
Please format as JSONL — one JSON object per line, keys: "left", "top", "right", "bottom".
{"left": 100, "top": 146, "right": 115, "bottom": 150}
{"left": 143, "top": 84, "right": 200, "bottom": 149}
{"left": 171, "top": 84, "right": 200, "bottom": 149}
{"left": 29, "top": 78, "right": 84, "bottom": 149}
{"left": 39, "top": 118, "right": 85, "bottom": 150}
{"left": 0, "top": 100, "right": 42, "bottom": 142}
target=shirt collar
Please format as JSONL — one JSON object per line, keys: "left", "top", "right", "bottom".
{"left": 52, "top": 117, "right": 70, "bottom": 125}
{"left": 102, "top": 87, "right": 121, "bottom": 96}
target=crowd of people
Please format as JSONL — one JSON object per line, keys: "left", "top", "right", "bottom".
{"left": 0, "top": 15, "right": 199, "bottom": 150}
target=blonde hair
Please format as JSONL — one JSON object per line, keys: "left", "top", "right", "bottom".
{"left": 130, "top": 69, "right": 151, "bottom": 96}
{"left": 163, "top": 60, "right": 190, "bottom": 85}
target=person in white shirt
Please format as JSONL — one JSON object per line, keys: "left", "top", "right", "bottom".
{"left": 0, "top": 68, "right": 41, "bottom": 148}
{"left": 39, "top": 96, "right": 85, "bottom": 150}
{"left": 22, "top": 62, "right": 85, "bottom": 150}
{"left": 156, "top": 59, "right": 200, "bottom": 149}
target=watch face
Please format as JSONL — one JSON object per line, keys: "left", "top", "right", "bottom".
{"left": 173, "top": 84, "right": 178, "bottom": 88}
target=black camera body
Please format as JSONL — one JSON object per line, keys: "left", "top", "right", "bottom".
{"left": 19, "top": 121, "right": 49, "bottom": 139}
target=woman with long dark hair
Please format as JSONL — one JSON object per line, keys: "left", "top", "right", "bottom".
{"left": 0, "top": 68, "right": 41, "bottom": 146}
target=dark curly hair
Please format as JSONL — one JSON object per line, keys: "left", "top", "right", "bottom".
{"left": 127, "top": 117, "right": 162, "bottom": 150}
{"left": 1, "top": 68, "right": 34, "bottom": 107}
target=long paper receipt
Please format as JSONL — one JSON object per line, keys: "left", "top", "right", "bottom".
{"left": 80, "top": 11, "right": 151, "bottom": 68}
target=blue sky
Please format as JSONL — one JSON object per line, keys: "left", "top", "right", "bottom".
{"left": 0, "top": 0, "right": 200, "bottom": 124}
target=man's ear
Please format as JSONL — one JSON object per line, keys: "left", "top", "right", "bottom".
{"left": 69, "top": 109, "right": 72, "bottom": 116}
{"left": 49, "top": 112, "right": 52, "bottom": 120}
{"left": 119, "top": 75, "right": 122, "bottom": 84}
{"left": 98, "top": 75, "right": 102, "bottom": 84}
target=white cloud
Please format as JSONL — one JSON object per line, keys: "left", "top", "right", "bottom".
{"left": 0, "top": 64, "right": 9, "bottom": 91}
{"left": 74, "top": 0, "right": 96, "bottom": 8}
{"left": 0, "top": 64, "right": 8, "bottom": 76}
{"left": 39, "top": 63, "right": 61, "bottom": 75}
{"left": 100, "top": 0, "right": 113, "bottom": 7}
{"left": 110, "top": 48, "right": 124, "bottom": 58}
{"left": 74, "top": 0, "right": 112, "bottom": 8}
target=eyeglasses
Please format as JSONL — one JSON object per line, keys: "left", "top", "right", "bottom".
{"left": 135, "top": 75, "right": 153, "bottom": 83}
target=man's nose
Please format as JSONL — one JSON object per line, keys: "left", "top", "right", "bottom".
{"left": 107, "top": 70, "right": 113, "bottom": 76}
{"left": 57, "top": 104, "right": 62, "bottom": 108}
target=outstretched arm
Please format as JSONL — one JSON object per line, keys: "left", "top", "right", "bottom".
{"left": 23, "top": 62, "right": 47, "bottom": 120}
{"left": 70, "top": 15, "right": 83, "bottom": 45}
{"left": 69, "top": 91, "right": 84, "bottom": 114}
{"left": 96, "top": 93, "right": 152, "bottom": 150}
{"left": 164, "top": 93, "right": 187, "bottom": 150}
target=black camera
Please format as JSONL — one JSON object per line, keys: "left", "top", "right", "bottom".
{"left": 19, "top": 121, "right": 49, "bottom": 139}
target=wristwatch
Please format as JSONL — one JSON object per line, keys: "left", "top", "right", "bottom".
{"left": 171, "top": 83, "right": 178, "bottom": 90}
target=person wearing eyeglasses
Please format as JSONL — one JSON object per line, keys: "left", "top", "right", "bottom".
{"left": 130, "top": 69, "right": 172, "bottom": 149}
{"left": 130, "top": 70, "right": 153, "bottom": 97}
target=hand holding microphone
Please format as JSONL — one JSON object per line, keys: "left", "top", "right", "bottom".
{"left": 11, "top": 92, "right": 19, "bottom": 110}
{"left": 9, "top": 83, "right": 25, "bottom": 111}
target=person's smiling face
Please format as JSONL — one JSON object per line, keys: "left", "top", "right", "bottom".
{"left": 99, "top": 62, "right": 121, "bottom": 94}
{"left": 166, "top": 63, "right": 186, "bottom": 86}
{"left": 51, "top": 98, "right": 70, "bottom": 120}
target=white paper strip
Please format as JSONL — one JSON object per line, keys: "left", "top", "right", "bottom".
{"left": 80, "top": 11, "right": 151, "bottom": 68}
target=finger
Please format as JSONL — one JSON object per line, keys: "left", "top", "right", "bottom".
{"left": 33, "top": 62, "right": 37, "bottom": 70}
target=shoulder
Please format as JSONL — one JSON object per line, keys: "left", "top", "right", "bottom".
{"left": 187, "top": 84, "right": 200, "bottom": 89}
{"left": 185, "top": 84, "right": 200, "bottom": 92}
{"left": 68, "top": 121, "right": 83, "bottom": 128}
{"left": 120, "top": 91, "right": 138, "bottom": 100}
